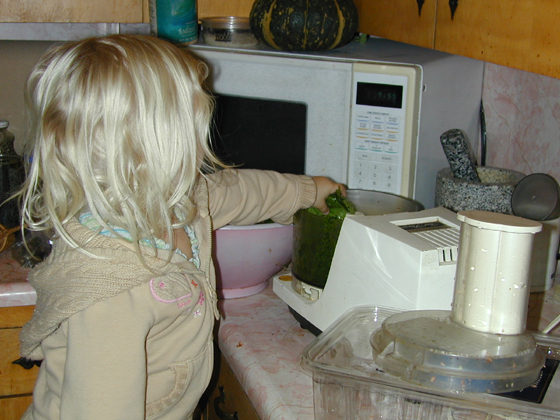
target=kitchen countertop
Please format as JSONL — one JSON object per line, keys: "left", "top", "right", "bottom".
{"left": 217, "top": 279, "right": 316, "bottom": 420}
{"left": 218, "top": 275, "right": 560, "bottom": 420}
{"left": 0, "top": 250, "right": 33, "bottom": 307}
{"left": 3, "top": 249, "right": 560, "bottom": 419}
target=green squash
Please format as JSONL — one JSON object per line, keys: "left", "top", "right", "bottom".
{"left": 250, "top": 0, "right": 359, "bottom": 52}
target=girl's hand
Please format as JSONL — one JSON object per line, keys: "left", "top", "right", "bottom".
{"left": 312, "top": 176, "right": 346, "bottom": 214}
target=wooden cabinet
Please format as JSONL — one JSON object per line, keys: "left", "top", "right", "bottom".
{"left": 0, "top": 305, "right": 37, "bottom": 420}
{"left": 198, "top": 0, "right": 255, "bottom": 20}
{"left": 200, "top": 352, "right": 259, "bottom": 420}
{"left": 200, "top": 0, "right": 560, "bottom": 78}
{"left": 434, "top": 0, "right": 560, "bottom": 78}
{"left": 0, "top": 0, "right": 255, "bottom": 24}
{"left": 353, "top": 0, "right": 437, "bottom": 49}
{"left": 0, "top": 0, "right": 148, "bottom": 23}
{"left": 2, "top": 0, "right": 560, "bottom": 78}
{"left": 354, "top": 0, "right": 560, "bottom": 79}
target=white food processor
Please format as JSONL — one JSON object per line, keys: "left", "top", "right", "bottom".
{"left": 273, "top": 205, "right": 461, "bottom": 334}
{"left": 371, "top": 210, "right": 545, "bottom": 394}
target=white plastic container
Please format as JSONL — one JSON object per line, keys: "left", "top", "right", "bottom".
{"left": 200, "top": 17, "right": 258, "bottom": 48}
{"left": 301, "top": 305, "right": 560, "bottom": 420}
{"left": 530, "top": 217, "right": 560, "bottom": 292}
{"left": 451, "top": 210, "right": 542, "bottom": 335}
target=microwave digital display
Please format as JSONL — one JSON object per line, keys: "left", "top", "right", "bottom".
{"left": 356, "top": 82, "right": 403, "bottom": 109}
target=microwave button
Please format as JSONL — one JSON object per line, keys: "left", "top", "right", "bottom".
{"left": 371, "top": 115, "right": 385, "bottom": 123}
{"left": 386, "top": 132, "right": 399, "bottom": 141}
{"left": 369, "top": 142, "right": 384, "bottom": 152}
{"left": 387, "top": 116, "right": 399, "bottom": 124}
{"left": 354, "top": 161, "right": 369, "bottom": 170}
{"left": 355, "top": 138, "right": 368, "bottom": 149}
{"left": 371, "top": 179, "right": 382, "bottom": 189}
{"left": 356, "top": 112, "right": 370, "bottom": 121}
{"left": 371, "top": 123, "right": 384, "bottom": 131}
{"left": 384, "top": 144, "right": 399, "bottom": 154}
{"left": 384, "top": 172, "right": 395, "bottom": 181}
{"left": 384, "top": 181, "right": 397, "bottom": 192}
{"left": 354, "top": 177, "right": 369, "bottom": 188}
{"left": 355, "top": 162, "right": 371, "bottom": 173}
{"left": 355, "top": 151, "right": 372, "bottom": 161}
{"left": 356, "top": 121, "right": 370, "bottom": 130}
{"left": 386, "top": 123, "right": 400, "bottom": 133}
{"left": 380, "top": 154, "right": 398, "bottom": 163}
{"left": 355, "top": 168, "right": 367, "bottom": 179}
{"left": 353, "top": 166, "right": 373, "bottom": 180}
{"left": 371, "top": 131, "right": 384, "bottom": 140}
{"left": 385, "top": 164, "right": 397, "bottom": 173}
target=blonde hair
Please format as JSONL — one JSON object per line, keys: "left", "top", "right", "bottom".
{"left": 19, "top": 34, "right": 222, "bottom": 255}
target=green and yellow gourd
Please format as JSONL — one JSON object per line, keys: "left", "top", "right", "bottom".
{"left": 250, "top": 0, "right": 359, "bottom": 52}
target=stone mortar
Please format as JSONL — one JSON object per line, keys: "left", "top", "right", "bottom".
{"left": 435, "top": 167, "right": 525, "bottom": 214}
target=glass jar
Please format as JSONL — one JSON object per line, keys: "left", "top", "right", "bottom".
{"left": 0, "top": 120, "right": 24, "bottom": 228}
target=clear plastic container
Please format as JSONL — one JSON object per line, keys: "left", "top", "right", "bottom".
{"left": 301, "top": 305, "right": 560, "bottom": 420}
{"left": 371, "top": 310, "right": 544, "bottom": 394}
{"left": 0, "top": 119, "right": 25, "bottom": 229}
{"left": 200, "top": 17, "right": 258, "bottom": 48}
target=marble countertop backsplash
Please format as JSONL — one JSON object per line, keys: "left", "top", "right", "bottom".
{"left": 482, "top": 63, "right": 560, "bottom": 182}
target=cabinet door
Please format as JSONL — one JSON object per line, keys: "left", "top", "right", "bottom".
{"left": 353, "top": 0, "right": 438, "bottom": 49}
{"left": 0, "top": 306, "right": 38, "bottom": 420}
{"left": 204, "top": 353, "right": 259, "bottom": 420}
{"left": 435, "top": 0, "right": 560, "bottom": 79}
{"left": 198, "top": 0, "right": 255, "bottom": 19}
{"left": 0, "top": 327, "right": 39, "bottom": 396}
{"left": 0, "top": 306, "right": 38, "bottom": 397}
{"left": 0, "top": 0, "right": 147, "bottom": 23}
{"left": 0, "top": 395, "right": 33, "bottom": 420}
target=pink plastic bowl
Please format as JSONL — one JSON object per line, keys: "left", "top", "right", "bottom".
{"left": 212, "top": 223, "right": 293, "bottom": 299}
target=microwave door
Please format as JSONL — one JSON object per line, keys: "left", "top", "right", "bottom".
{"left": 210, "top": 94, "right": 307, "bottom": 175}
{"left": 193, "top": 49, "right": 354, "bottom": 184}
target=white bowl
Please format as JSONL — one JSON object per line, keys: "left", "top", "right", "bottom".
{"left": 212, "top": 223, "right": 293, "bottom": 299}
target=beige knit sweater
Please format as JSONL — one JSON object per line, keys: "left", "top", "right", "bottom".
{"left": 20, "top": 218, "right": 201, "bottom": 360}
{"left": 21, "top": 169, "right": 316, "bottom": 361}
{"left": 20, "top": 169, "right": 316, "bottom": 420}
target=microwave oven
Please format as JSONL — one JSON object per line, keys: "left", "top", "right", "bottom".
{"left": 189, "top": 37, "right": 484, "bottom": 208}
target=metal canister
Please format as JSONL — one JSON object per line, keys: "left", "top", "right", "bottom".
{"left": 149, "top": 0, "right": 198, "bottom": 45}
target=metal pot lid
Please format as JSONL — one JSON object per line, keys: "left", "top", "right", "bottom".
{"left": 346, "top": 189, "right": 423, "bottom": 216}
{"left": 511, "top": 173, "right": 560, "bottom": 221}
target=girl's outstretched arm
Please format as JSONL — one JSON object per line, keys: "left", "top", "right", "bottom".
{"left": 311, "top": 176, "right": 346, "bottom": 214}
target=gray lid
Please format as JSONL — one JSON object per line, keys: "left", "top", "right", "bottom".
{"left": 371, "top": 310, "right": 545, "bottom": 394}
{"left": 511, "top": 173, "right": 560, "bottom": 221}
{"left": 200, "top": 17, "right": 250, "bottom": 30}
{"left": 0, "top": 120, "right": 8, "bottom": 129}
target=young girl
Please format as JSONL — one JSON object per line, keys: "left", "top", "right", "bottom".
{"left": 17, "top": 35, "right": 344, "bottom": 420}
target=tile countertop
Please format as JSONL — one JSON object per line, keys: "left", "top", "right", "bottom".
{"left": 3, "top": 249, "right": 560, "bottom": 420}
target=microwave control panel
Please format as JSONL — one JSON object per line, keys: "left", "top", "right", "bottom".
{"left": 347, "top": 63, "right": 420, "bottom": 199}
